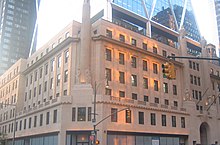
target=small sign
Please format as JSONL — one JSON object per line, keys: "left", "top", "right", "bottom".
{"left": 90, "top": 135, "right": 94, "bottom": 141}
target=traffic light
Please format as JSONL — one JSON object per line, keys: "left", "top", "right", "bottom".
{"left": 125, "top": 109, "right": 131, "bottom": 123}
{"left": 162, "top": 62, "right": 176, "bottom": 80}
{"left": 95, "top": 140, "right": 100, "bottom": 144}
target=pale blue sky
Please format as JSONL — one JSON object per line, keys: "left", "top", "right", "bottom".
{"left": 37, "top": 0, "right": 217, "bottom": 49}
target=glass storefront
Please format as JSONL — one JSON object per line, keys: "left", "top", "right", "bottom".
{"left": 66, "top": 132, "right": 91, "bottom": 145}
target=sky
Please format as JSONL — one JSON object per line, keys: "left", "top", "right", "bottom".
{"left": 37, "top": 0, "right": 218, "bottom": 50}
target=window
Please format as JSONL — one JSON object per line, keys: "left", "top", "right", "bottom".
{"left": 105, "top": 88, "right": 112, "bottom": 95}
{"left": 46, "top": 112, "right": 50, "bottom": 125}
{"left": 131, "top": 38, "right": 136, "bottom": 46}
{"left": 88, "top": 107, "right": 92, "bottom": 121}
{"left": 24, "top": 119, "right": 26, "bottom": 129}
{"left": 105, "top": 68, "right": 112, "bottom": 81}
{"left": 131, "top": 74, "right": 137, "bottom": 86}
{"left": 190, "top": 75, "right": 193, "bottom": 84}
{"left": 105, "top": 49, "right": 111, "bottom": 61}
{"left": 198, "top": 77, "right": 201, "bottom": 86}
{"left": 29, "top": 90, "right": 32, "bottom": 99}
{"left": 155, "top": 97, "right": 159, "bottom": 104}
{"left": 119, "top": 91, "right": 125, "bottom": 98}
{"left": 143, "top": 77, "right": 148, "bottom": 89}
{"left": 53, "top": 110, "right": 57, "bottom": 123}
{"left": 153, "top": 46, "right": 157, "bottom": 54}
{"left": 174, "top": 101, "right": 178, "bottom": 107}
{"left": 28, "top": 117, "right": 32, "bottom": 128}
{"left": 153, "top": 63, "right": 158, "bottom": 74}
{"left": 30, "top": 74, "right": 33, "bottom": 84}
{"left": 171, "top": 53, "right": 175, "bottom": 60}
{"left": 44, "top": 81, "right": 47, "bottom": 92}
{"left": 163, "top": 83, "right": 168, "bottom": 93}
{"left": 143, "top": 60, "right": 148, "bottom": 71}
{"left": 39, "top": 67, "right": 43, "bottom": 78}
{"left": 173, "top": 85, "right": 177, "bottom": 95}
{"left": 165, "top": 99, "right": 169, "bottom": 105}
{"left": 162, "top": 115, "right": 166, "bottom": 126}
{"left": 72, "top": 108, "right": 76, "bottom": 121}
{"left": 40, "top": 114, "right": 43, "bottom": 126}
{"left": 196, "top": 63, "right": 199, "bottom": 71}
{"left": 131, "top": 56, "right": 137, "bottom": 68}
{"left": 162, "top": 50, "right": 167, "bottom": 57}
{"left": 77, "top": 107, "right": 86, "bottom": 121}
{"left": 19, "top": 120, "right": 22, "bottom": 130}
{"left": 193, "top": 62, "right": 196, "bottom": 70}
{"left": 64, "top": 90, "right": 67, "bottom": 95}
{"left": 65, "top": 51, "right": 69, "bottom": 63}
{"left": 154, "top": 80, "right": 159, "bottom": 91}
{"left": 57, "top": 55, "right": 61, "bottom": 68}
{"left": 142, "top": 42, "right": 147, "bottom": 50}
{"left": 125, "top": 110, "right": 131, "bottom": 123}
{"left": 181, "top": 117, "right": 185, "bottom": 128}
{"left": 151, "top": 113, "right": 156, "bottom": 125}
{"left": 57, "top": 74, "right": 61, "bottom": 86}
{"left": 64, "top": 70, "right": 68, "bottom": 82}
{"left": 111, "top": 108, "right": 117, "bottom": 122}
{"left": 119, "top": 53, "right": 125, "bottom": 65}
{"left": 50, "top": 78, "right": 54, "bottom": 89}
{"left": 119, "top": 34, "right": 125, "bottom": 42}
{"left": 194, "top": 76, "right": 197, "bottom": 85}
{"left": 106, "top": 29, "right": 112, "bottom": 38}
{"left": 172, "top": 116, "right": 176, "bottom": 127}
{"left": 34, "top": 87, "right": 36, "bottom": 97}
{"left": 189, "top": 61, "right": 192, "bottom": 68}
{"left": 139, "top": 112, "right": 144, "bottom": 124}
{"left": 144, "top": 95, "right": 149, "bottom": 102}
{"left": 119, "top": 71, "right": 125, "bottom": 84}
{"left": 132, "top": 93, "right": 137, "bottom": 100}
{"left": 45, "top": 63, "right": 48, "bottom": 75}
{"left": 34, "top": 116, "right": 37, "bottom": 127}
{"left": 50, "top": 59, "right": 55, "bottom": 71}
{"left": 34, "top": 71, "right": 37, "bottom": 81}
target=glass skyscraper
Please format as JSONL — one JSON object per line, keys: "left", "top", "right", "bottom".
{"left": 0, "top": 0, "right": 40, "bottom": 75}
{"left": 112, "top": 0, "right": 200, "bottom": 42}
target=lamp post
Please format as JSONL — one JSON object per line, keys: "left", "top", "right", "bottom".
{"left": 1, "top": 103, "right": 17, "bottom": 145}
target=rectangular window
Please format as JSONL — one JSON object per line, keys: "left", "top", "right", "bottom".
{"left": 119, "top": 91, "right": 125, "bottom": 98}
{"left": 34, "top": 71, "right": 38, "bottom": 81}
{"left": 174, "top": 101, "right": 178, "bottom": 107}
{"left": 155, "top": 97, "right": 159, "bottom": 104}
{"left": 34, "top": 116, "right": 37, "bottom": 127}
{"left": 44, "top": 81, "right": 47, "bottom": 92}
{"left": 165, "top": 99, "right": 169, "bottom": 105}
{"left": 153, "top": 46, "right": 157, "bottom": 54}
{"left": 19, "top": 120, "right": 22, "bottom": 130}
{"left": 173, "top": 85, "right": 177, "bottom": 95}
{"left": 24, "top": 119, "right": 26, "bottom": 129}
{"left": 142, "top": 42, "right": 147, "bottom": 50}
{"left": 132, "top": 93, "right": 137, "bottom": 100}
{"left": 34, "top": 87, "right": 36, "bottom": 97}
{"left": 57, "top": 55, "right": 61, "bottom": 68}
{"left": 190, "top": 75, "right": 193, "bottom": 84}
{"left": 105, "top": 68, "right": 112, "bottom": 81}
{"left": 88, "top": 107, "right": 92, "bottom": 121}
{"left": 57, "top": 74, "right": 61, "bottom": 86}
{"left": 53, "top": 109, "right": 57, "bottom": 123}
{"left": 193, "top": 62, "right": 196, "bottom": 70}
{"left": 30, "top": 74, "right": 33, "bottom": 84}
{"left": 154, "top": 80, "right": 159, "bottom": 91}
{"left": 72, "top": 107, "right": 76, "bottom": 121}
{"left": 189, "top": 61, "right": 192, "bottom": 68}
{"left": 77, "top": 107, "right": 86, "bottom": 121}
{"left": 65, "top": 51, "right": 69, "bottom": 63}
{"left": 39, "top": 84, "right": 42, "bottom": 95}
{"left": 198, "top": 77, "right": 201, "bottom": 86}
{"left": 64, "top": 90, "right": 68, "bottom": 95}
{"left": 181, "top": 117, "right": 185, "bottom": 128}
{"left": 194, "top": 76, "right": 197, "bottom": 85}
{"left": 162, "top": 50, "right": 167, "bottom": 57}
{"left": 144, "top": 95, "right": 149, "bottom": 102}
{"left": 111, "top": 108, "right": 117, "bottom": 122}
{"left": 40, "top": 68, "right": 43, "bottom": 78}
{"left": 119, "top": 53, "right": 125, "bottom": 65}
{"left": 50, "top": 78, "right": 53, "bottom": 89}
{"left": 131, "top": 74, "right": 137, "bottom": 86}
{"left": 151, "top": 113, "right": 156, "bottom": 125}
{"left": 50, "top": 59, "right": 55, "bottom": 71}
{"left": 29, "top": 117, "right": 32, "bottom": 128}
{"left": 153, "top": 63, "right": 158, "bottom": 74}
{"left": 196, "top": 63, "right": 199, "bottom": 71}
{"left": 45, "top": 63, "right": 48, "bottom": 75}
{"left": 105, "top": 88, "right": 112, "bottom": 95}
{"left": 106, "top": 29, "right": 112, "bottom": 38}
{"left": 131, "top": 38, "right": 136, "bottom": 46}
{"left": 119, "top": 34, "right": 125, "bottom": 42}
{"left": 64, "top": 70, "right": 68, "bottom": 82}
{"left": 119, "top": 71, "right": 125, "bottom": 84}
{"left": 162, "top": 115, "right": 166, "bottom": 126}
{"left": 172, "top": 116, "right": 176, "bottom": 127}
{"left": 131, "top": 56, "right": 137, "bottom": 68}
{"left": 40, "top": 114, "right": 43, "bottom": 126}
{"left": 29, "top": 90, "right": 32, "bottom": 99}
{"left": 143, "top": 60, "right": 148, "bottom": 71}
{"left": 163, "top": 83, "right": 168, "bottom": 93}
{"left": 105, "top": 49, "right": 111, "bottom": 61}
{"left": 125, "top": 110, "right": 131, "bottom": 123}
{"left": 46, "top": 112, "right": 50, "bottom": 125}
{"left": 143, "top": 77, "right": 148, "bottom": 89}
{"left": 139, "top": 112, "right": 144, "bottom": 124}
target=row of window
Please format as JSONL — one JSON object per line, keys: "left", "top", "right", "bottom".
{"left": 190, "top": 75, "right": 201, "bottom": 86}
{"left": 0, "top": 109, "right": 58, "bottom": 134}
{"left": 0, "top": 79, "right": 18, "bottom": 98}
{"left": 0, "top": 66, "right": 19, "bottom": 85}
{"left": 0, "top": 108, "right": 15, "bottom": 122}
{"left": 110, "top": 108, "right": 185, "bottom": 128}
{"left": 189, "top": 60, "right": 200, "bottom": 71}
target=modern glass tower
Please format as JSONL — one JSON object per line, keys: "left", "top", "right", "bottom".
{"left": 0, "top": 0, "right": 40, "bottom": 75}
{"left": 111, "top": 0, "right": 201, "bottom": 42}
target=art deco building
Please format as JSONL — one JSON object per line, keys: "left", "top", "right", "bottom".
{"left": 0, "top": 0, "right": 220, "bottom": 145}
{"left": 0, "top": 0, "right": 41, "bottom": 75}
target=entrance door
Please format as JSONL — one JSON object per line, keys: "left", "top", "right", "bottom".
{"left": 200, "top": 122, "right": 209, "bottom": 145}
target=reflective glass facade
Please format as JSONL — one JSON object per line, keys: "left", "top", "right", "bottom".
{"left": 112, "top": 0, "right": 201, "bottom": 42}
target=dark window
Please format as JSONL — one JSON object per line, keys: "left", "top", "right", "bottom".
{"left": 174, "top": 101, "right": 178, "bottom": 107}
{"left": 143, "top": 60, "right": 148, "bottom": 71}
{"left": 125, "top": 110, "right": 131, "bottom": 123}
{"left": 181, "top": 117, "right": 185, "bottom": 128}
{"left": 139, "top": 112, "right": 144, "bottom": 124}
{"left": 119, "top": 71, "right": 125, "bottom": 84}
{"left": 151, "top": 113, "right": 156, "bottom": 125}
{"left": 143, "top": 42, "right": 147, "bottom": 50}
{"left": 153, "top": 46, "right": 157, "bottom": 54}
{"left": 111, "top": 108, "right": 117, "bottom": 122}
{"left": 19, "top": 120, "right": 22, "bottom": 130}
{"left": 154, "top": 80, "right": 159, "bottom": 91}
{"left": 143, "top": 77, "right": 148, "bottom": 89}
{"left": 105, "top": 88, "right": 112, "bottom": 95}
{"left": 190, "top": 75, "right": 193, "bottom": 84}
{"left": 119, "top": 53, "right": 125, "bottom": 65}
{"left": 132, "top": 93, "right": 137, "bottom": 100}
{"left": 44, "top": 81, "right": 47, "bottom": 92}
{"left": 131, "top": 56, "right": 137, "bottom": 68}
{"left": 119, "top": 91, "right": 125, "bottom": 98}
{"left": 57, "top": 55, "right": 61, "bottom": 68}
{"left": 28, "top": 117, "right": 32, "bottom": 128}
{"left": 196, "top": 63, "right": 199, "bottom": 71}
{"left": 153, "top": 63, "right": 158, "bottom": 74}
{"left": 173, "top": 85, "right": 177, "bottom": 95}
{"left": 105, "top": 68, "right": 112, "bottom": 81}
{"left": 131, "top": 74, "right": 137, "bottom": 86}
{"left": 162, "top": 115, "right": 166, "bottom": 126}
{"left": 88, "top": 107, "right": 92, "bottom": 121}
{"left": 57, "top": 74, "right": 61, "bottom": 86}
{"left": 144, "top": 95, "right": 149, "bottom": 102}
{"left": 106, "top": 29, "right": 112, "bottom": 38}
{"left": 155, "top": 97, "right": 159, "bottom": 104}
{"left": 72, "top": 108, "right": 76, "bottom": 121}
{"left": 198, "top": 77, "right": 201, "bottom": 86}
{"left": 45, "top": 64, "right": 48, "bottom": 75}
{"left": 162, "top": 50, "right": 167, "bottom": 57}
{"left": 189, "top": 61, "right": 192, "bottom": 68}
{"left": 119, "top": 34, "right": 125, "bottom": 42}
{"left": 165, "top": 99, "right": 169, "bottom": 105}
{"left": 77, "top": 107, "right": 86, "bottom": 121}
{"left": 51, "top": 59, "right": 55, "bottom": 71}
{"left": 39, "top": 84, "right": 41, "bottom": 95}
{"left": 53, "top": 109, "right": 57, "bottom": 123}
{"left": 65, "top": 51, "right": 69, "bottom": 63}
{"left": 40, "top": 114, "right": 43, "bottom": 126}
{"left": 194, "top": 76, "right": 197, "bottom": 85}
{"left": 34, "top": 71, "right": 37, "bottom": 81}
{"left": 64, "top": 70, "right": 68, "bottom": 82}
{"left": 131, "top": 38, "right": 136, "bottom": 46}
{"left": 172, "top": 116, "right": 176, "bottom": 127}
{"left": 34, "top": 116, "right": 37, "bottom": 127}
{"left": 163, "top": 83, "right": 168, "bottom": 93}
{"left": 64, "top": 90, "right": 67, "bottom": 96}
{"left": 193, "top": 62, "right": 196, "bottom": 70}
{"left": 105, "top": 49, "right": 112, "bottom": 61}
{"left": 50, "top": 78, "right": 53, "bottom": 89}
{"left": 46, "top": 112, "right": 50, "bottom": 125}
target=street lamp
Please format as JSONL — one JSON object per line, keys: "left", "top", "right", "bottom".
{"left": 1, "top": 103, "right": 17, "bottom": 145}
